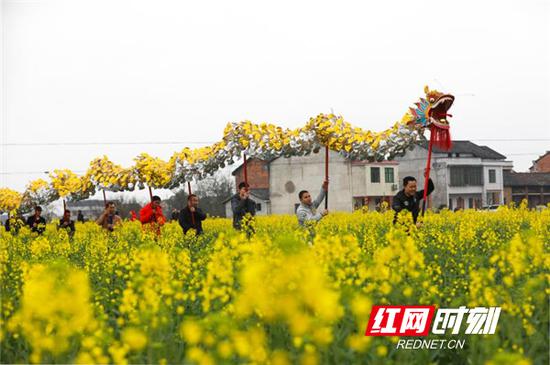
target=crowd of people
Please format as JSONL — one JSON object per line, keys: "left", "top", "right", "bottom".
{"left": 2, "top": 172, "right": 434, "bottom": 236}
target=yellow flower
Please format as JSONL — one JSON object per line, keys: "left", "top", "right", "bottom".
{"left": 376, "top": 345, "right": 388, "bottom": 357}
{"left": 121, "top": 327, "right": 147, "bottom": 351}
{"left": 7, "top": 262, "right": 97, "bottom": 362}
{"left": 180, "top": 321, "right": 202, "bottom": 344}
{"left": 50, "top": 169, "right": 82, "bottom": 197}
{"left": 0, "top": 188, "right": 22, "bottom": 211}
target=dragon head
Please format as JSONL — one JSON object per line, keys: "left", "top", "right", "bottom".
{"left": 406, "top": 85, "right": 455, "bottom": 150}
{"left": 409, "top": 85, "right": 455, "bottom": 130}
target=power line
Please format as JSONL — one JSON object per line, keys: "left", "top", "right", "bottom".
{"left": 0, "top": 170, "right": 87, "bottom": 175}
{"left": 0, "top": 152, "right": 543, "bottom": 176}
{"left": 506, "top": 153, "right": 545, "bottom": 156}
{"left": 1, "top": 138, "right": 548, "bottom": 147}
{"left": 1, "top": 141, "right": 217, "bottom": 146}
{"left": 469, "top": 138, "right": 550, "bottom": 142}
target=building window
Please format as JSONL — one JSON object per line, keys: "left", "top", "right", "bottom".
{"left": 468, "top": 198, "right": 473, "bottom": 209}
{"left": 371, "top": 167, "right": 380, "bottom": 183}
{"left": 384, "top": 167, "right": 394, "bottom": 183}
{"left": 488, "top": 169, "right": 496, "bottom": 183}
{"left": 256, "top": 203, "right": 262, "bottom": 211}
{"left": 448, "top": 153, "right": 452, "bottom": 158}
{"left": 450, "top": 166, "right": 483, "bottom": 186}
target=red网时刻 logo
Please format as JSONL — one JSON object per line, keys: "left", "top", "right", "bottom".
{"left": 365, "top": 305, "right": 501, "bottom": 336}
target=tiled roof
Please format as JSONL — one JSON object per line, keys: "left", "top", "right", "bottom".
{"left": 418, "top": 140, "right": 507, "bottom": 160}
{"left": 503, "top": 171, "right": 550, "bottom": 186}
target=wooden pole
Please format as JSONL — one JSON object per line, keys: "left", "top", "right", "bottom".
{"left": 63, "top": 199, "right": 66, "bottom": 211}
{"left": 325, "top": 145, "right": 329, "bottom": 210}
{"left": 148, "top": 186, "right": 153, "bottom": 202}
{"left": 102, "top": 189, "right": 107, "bottom": 205}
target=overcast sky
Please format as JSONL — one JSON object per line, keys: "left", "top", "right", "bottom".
{"left": 1, "top": 0, "right": 549, "bottom": 198}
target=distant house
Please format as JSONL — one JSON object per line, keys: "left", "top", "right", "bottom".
{"left": 503, "top": 171, "right": 550, "bottom": 208}
{"left": 65, "top": 200, "right": 105, "bottom": 220}
{"left": 529, "top": 151, "right": 550, "bottom": 172}
{"left": 395, "top": 141, "right": 513, "bottom": 210}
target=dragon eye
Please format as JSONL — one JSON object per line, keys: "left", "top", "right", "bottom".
{"left": 429, "top": 98, "right": 435, "bottom": 103}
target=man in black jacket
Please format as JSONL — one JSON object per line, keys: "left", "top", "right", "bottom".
{"left": 26, "top": 206, "right": 46, "bottom": 234}
{"left": 58, "top": 209, "right": 75, "bottom": 238}
{"left": 231, "top": 182, "right": 256, "bottom": 230}
{"left": 179, "top": 194, "right": 207, "bottom": 235}
{"left": 392, "top": 173, "right": 434, "bottom": 225}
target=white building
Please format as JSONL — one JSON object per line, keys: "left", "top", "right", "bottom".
{"left": 395, "top": 141, "right": 513, "bottom": 210}
{"left": 268, "top": 151, "right": 399, "bottom": 214}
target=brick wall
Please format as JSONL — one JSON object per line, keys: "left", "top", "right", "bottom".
{"left": 531, "top": 153, "right": 550, "bottom": 172}
{"left": 234, "top": 159, "right": 269, "bottom": 189}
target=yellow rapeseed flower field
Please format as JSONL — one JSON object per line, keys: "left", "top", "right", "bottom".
{"left": 0, "top": 203, "right": 548, "bottom": 364}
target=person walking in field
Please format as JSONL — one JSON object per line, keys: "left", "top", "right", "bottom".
{"left": 96, "top": 201, "right": 122, "bottom": 231}
{"left": 140, "top": 195, "right": 166, "bottom": 234}
{"left": 26, "top": 206, "right": 46, "bottom": 234}
{"left": 179, "top": 194, "right": 207, "bottom": 235}
{"left": 231, "top": 182, "right": 256, "bottom": 230}
{"left": 296, "top": 180, "right": 329, "bottom": 226}
{"left": 58, "top": 209, "right": 75, "bottom": 238}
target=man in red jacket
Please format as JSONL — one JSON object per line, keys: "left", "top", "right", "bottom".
{"left": 139, "top": 195, "right": 166, "bottom": 234}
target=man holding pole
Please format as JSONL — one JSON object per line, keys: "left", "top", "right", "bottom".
{"left": 140, "top": 196, "right": 166, "bottom": 234}
{"left": 296, "top": 180, "right": 329, "bottom": 226}
{"left": 179, "top": 194, "right": 206, "bottom": 235}
{"left": 96, "top": 201, "right": 122, "bottom": 231}
{"left": 231, "top": 182, "right": 256, "bottom": 230}
{"left": 26, "top": 206, "right": 46, "bottom": 234}
{"left": 392, "top": 170, "right": 434, "bottom": 226}
{"left": 58, "top": 209, "right": 75, "bottom": 238}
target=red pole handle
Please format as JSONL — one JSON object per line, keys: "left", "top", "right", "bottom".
{"left": 243, "top": 153, "right": 248, "bottom": 187}
{"left": 422, "top": 127, "right": 435, "bottom": 215}
{"left": 187, "top": 181, "right": 195, "bottom": 226}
